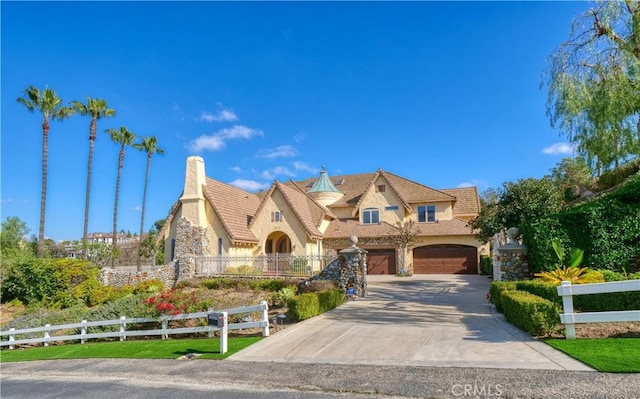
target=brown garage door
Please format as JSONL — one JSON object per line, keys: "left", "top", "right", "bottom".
{"left": 367, "top": 249, "right": 396, "bottom": 275}
{"left": 413, "top": 245, "right": 478, "bottom": 274}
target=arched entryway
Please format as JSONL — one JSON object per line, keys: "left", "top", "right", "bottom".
{"left": 265, "top": 231, "right": 291, "bottom": 254}
{"left": 413, "top": 244, "right": 478, "bottom": 274}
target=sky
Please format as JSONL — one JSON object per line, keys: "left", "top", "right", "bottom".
{"left": 1, "top": 1, "right": 590, "bottom": 242}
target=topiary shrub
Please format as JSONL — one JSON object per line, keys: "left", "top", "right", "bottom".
{"left": 489, "top": 281, "right": 517, "bottom": 313}
{"left": 500, "top": 290, "right": 560, "bottom": 336}
{"left": 317, "top": 289, "right": 344, "bottom": 313}
{"left": 287, "top": 292, "right": 320, "bottom": 321}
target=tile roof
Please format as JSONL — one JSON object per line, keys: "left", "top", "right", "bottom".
{"left": 274, "top": 181, "right": 328, "bottom": 239}
{"left": 441, "top": 187, "right": 481, "bottom": 216}
{"left": 202, "top": 177, "right": 261, "bottom": 243}
{"left": 323, "top": 218, "right": 476, "bottom": 239}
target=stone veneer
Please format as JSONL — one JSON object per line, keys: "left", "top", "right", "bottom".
{"left": 100, "top": 217, "right": 209, "bottom": 288}
{"left": 311, "top": 236, "right": 368, "bottom": 297}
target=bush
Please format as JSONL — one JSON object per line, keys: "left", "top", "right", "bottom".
{"left": 133, "top": 279, "right": 165, "bottom": 294}
{"left": 500, "top": 290, "right": 560, "bottom": 336}
{"left": 298, "top": 280, "right": 339, "bottom": 294}
{"left": 479, "top": 256, "right": 493, "bottom": 275}
{"left": 489, "top": 281, "right": 517, "bottom": 313}
{"left": 286, "top": 289, "right": 344, "bottom": 321}
{"left": 595, "top": 158, "right": 640, "bottom": 191}
{"left": 514, "top": 280, "right": 560, "bottom": 305}
{"left": 0, "top": 258, "right": 100, "bottom": 307}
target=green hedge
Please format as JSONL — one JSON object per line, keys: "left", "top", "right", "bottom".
{"left": 286, "top": 289, "right": 344, "bottom": 321}
{"left": 479, "top": 256, "right": 493, "bottom": 275}
{"left": 521, "top": 173, "right": 640, "bottom": 273}
{"left": 489, "top": 281, "right": 516, "bottom": 313}
{"left": 500, "top": 290, "right": 560, "bottom": 336}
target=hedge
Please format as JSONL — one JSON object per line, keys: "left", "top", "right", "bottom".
{"left": 479, "top": 255, "right": 493, "bottom": 275}
{"left": 500, "top": 290, "right": 560, "bottom": 336}
{"left": 521, "top": 173, "right": 640, "bottom": 273}
{"left": 286, "top": 289, "right": 345, "bottom": 321}
{"left": 488, "top": 281, "right": 516, "bottom": 313}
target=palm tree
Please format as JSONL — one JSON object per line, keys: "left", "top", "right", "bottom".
{"left": 133, "top": 136, "right": 165, "bottom": 271}
{"left": 106, "top": 126, "right": 136, "bottom": 268}
{"left": 71, "top": 97, "right": 116, "bottom": 248}
{"left": 17, "top": 86, "right": 75, "bottom": 257}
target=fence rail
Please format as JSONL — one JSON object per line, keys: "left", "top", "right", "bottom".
{"left": 0, "top": 301, "right": 269, "bottom": 354}
{"left": 195, "top": 254, "right": 335, "bottom": 277}
{"left": 557, "top": 280, "right": 640, "bottom": 339}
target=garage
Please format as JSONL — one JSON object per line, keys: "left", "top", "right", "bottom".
{"left": 366, "top": 249, "right": 396, "bottom": 275}
{"left": 413, "top": 245, "right": 478, "bottom": 274}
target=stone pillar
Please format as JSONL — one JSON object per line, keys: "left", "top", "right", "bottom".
{"left": 311, "top": 236, "right": 367, "bottom": 298}
{"left": 496, "top": 227, "right": 529, "bottom": 281}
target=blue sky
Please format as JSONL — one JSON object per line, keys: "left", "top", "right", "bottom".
{"left": 1, "top": 1, "right": 588, "bottom": 242}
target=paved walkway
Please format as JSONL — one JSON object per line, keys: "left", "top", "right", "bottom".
{"left": 229, "top": 274, "right": 593, "bottom": 370}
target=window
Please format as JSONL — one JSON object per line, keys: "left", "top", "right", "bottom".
{"left": 273, "top": 211, "right": 282, "bottom": 222}
{"left": 362, "top": 208, "right": 380, "bottom": 224}
{"left": 336, "top": 179, "right": 345, "bottom": 185}
{"left": 376, "top": 185, "right": 386, "bottom": 192}
{"left": 385, "top": 205, "right": 399, "bottom": 211}
{"left": 418, "top": 205, "right": 436, "bottom": 223}
{"left": 218, "top": 237, "right": 223, "bottom": 256}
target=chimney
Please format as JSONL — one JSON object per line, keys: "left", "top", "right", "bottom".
{"left": 179, "top": 156, "right": 207, "bottom": 227}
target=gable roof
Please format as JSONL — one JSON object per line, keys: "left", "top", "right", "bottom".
{"left": 202, "top": 177, "right": 261, "bottom": 244}
{"left": 250, "top": 181, "right": 333, "bottom": 240}
{"left": 441, "top": 187, "right": 481, "bottom": 216}
{"left": 294, "top": 169, "right": 457, "bottom": 210}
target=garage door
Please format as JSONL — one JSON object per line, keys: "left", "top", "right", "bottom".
{"left": 413, "top": 245, "right": 478, "bottom": 274}
{"left": 367, "top": 249, "right": 396, "bottom": 275}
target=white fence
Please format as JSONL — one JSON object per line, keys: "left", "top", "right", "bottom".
{"left": 0, "top": 301, "right": 269, "bottom": 354}
{"left": 195, "top": 254, "right": 335, "bottom": 277}
{"left": 557, "top": 280, "right": 640, "bottom": 339}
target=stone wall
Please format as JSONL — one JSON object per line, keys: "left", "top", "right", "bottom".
{"left": 99, "top": 264, "right": 177, "bottom": 288}
{"left": 311, "top": 237, "right": 367, "bottom": 297}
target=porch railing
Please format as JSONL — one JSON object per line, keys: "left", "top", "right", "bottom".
{"left": 194, "top": 254, "right": 335, "bottom": 278}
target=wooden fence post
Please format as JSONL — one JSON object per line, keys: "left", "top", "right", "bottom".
{"left": 119, "top": 316, "right": 127, "bottom": 341}
{"left": 260, "top": 300, "right": 270, "bottom": 337}
{"left": 81, "top": 320, "right": 87, "bottom": 344}
{"left": 559, "top": 281, "right": 576, "bottom": 339}
{"left": 9, "top": 328, "right": 15, "bottom": 350}
{"left": 220, "top": 311, "right": 228, "bottom": 354}
{"left": 44, "top": 324, "right": 51, "bottom": 347}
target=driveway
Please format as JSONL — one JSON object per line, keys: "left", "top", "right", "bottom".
{"left": 229, "top": 274, "right": 592, "bottom": 370}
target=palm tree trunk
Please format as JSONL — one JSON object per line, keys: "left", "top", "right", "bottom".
{"left": 38, "top": 118, "right": 49, "bottom": 258}
{"left": 83, "top": 118, "right": 97, "bottom": 250}
{"left": 112, "top": 147, "right": 125, "bottom": 269}
{"left": 137, "top": 154, "right": 152, "bottom": 271}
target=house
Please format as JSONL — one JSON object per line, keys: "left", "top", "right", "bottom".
{"left": 161, "top": 156, "right": 488, "bottom": 275}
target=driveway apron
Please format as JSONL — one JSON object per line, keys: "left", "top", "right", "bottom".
{"left": 229, "top": 275, "right": 593, "bottom": 370}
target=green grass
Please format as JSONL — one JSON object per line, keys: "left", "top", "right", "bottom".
{"left": 545, "top": 338, "right": 640, "bottom": 372}
{"left": 0, "top": 337, "right": 261, "bottom": 363}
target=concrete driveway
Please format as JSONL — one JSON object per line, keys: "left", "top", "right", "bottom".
{"left": 229, "top": 274, "right": 593, "bottom": 370}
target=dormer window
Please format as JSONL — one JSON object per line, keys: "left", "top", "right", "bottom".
{"left": 362, "top": 207, "right": 380, "bottom": 224}
{"left": 418, "top": 205, "right": 436, "bottom": 223}
{"left": 376, "top": 185, "right": 386, "bottom": 193}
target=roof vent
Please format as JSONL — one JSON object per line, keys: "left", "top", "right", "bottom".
{"left": 306, "top": 180, "right": 315, "bottom": 187}
{"left": 336, "top": 179, "right": 344, "bottom": 185}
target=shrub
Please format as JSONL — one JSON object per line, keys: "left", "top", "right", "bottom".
{"left": 133, "top": 279, "right": 165, "bottom": 294}
{"left": 514, "top": 280, "right": 560, "bottom": 305}
{"left": 143, "top": 289, "right": 209, "bottom": 316}
{"left": 500, "top": 290, "right": 560, "bottom": 336}
{"left": 489, "top": 281, "right": 517, "bottom": 313}
{"left": 595, "top": 158, "right": 640, "bottom": 191}
{"left": 286, "top": 289, "right": 345, "bottom": 321}
{"left": 479, "top": 255, "right": 493, "bottom": 275}
{"left": 298, "top": 280, "right": 339, "bottom": 294}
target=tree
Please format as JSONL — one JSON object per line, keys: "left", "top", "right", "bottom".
{"left": 549, "top": 156, "right": 594, "bottom": 202}
{"left": 0, "top": 216, "right": 32, "bottom": 259}
{"left": 133, "top": 136, "right": 165, "bottom": 271}
{"left": 390, "top": 220, "right": 420, "bottom": 275}
{"left": 469, "top": 177, "right": 564, "bottom": 243}
{"left": 71, "top": 97, "right": 116, "bottom": 247}
{"left": 545, "top": 0, "right": 640, "bottom": 176}
{"left": 17, "top": 86, "right": 75, "bottom": 257}
{"left": 106, "top": 126, "right": 136, "bottom": 268}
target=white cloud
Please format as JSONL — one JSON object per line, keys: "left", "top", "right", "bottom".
{"left": 457, "top": 182, "right": 474, "bottom": 188}
{"left": 134, "top": 206, "right": 142, "bottom": 212}
{"left": 542, "top": 142, "right": 575, "bottom": 155}
{"left": 293, "top": 133, "right": 305, "bottom": 142}
{"left": 456, "top": 179, "right": 489, "bottom": 189}
{"left": 199, "top": 105, "right": 238, "bottom": 123}
{"left": 293, "top": 161, "right": 319, "bottom": 174}
{"left": 256, "top": 145, "right": 297, "bottom": 159}
{"left": 261, "top": 166, "right": 296, "bottom": 180}
{"left": 186, "top": 125, "right": 263, "bottom": 153}
{"left": 229, "top": 179, "right": 270, "bottom": 192}
{"left": 229, "top": 166, "right": 242, "bottom": 173}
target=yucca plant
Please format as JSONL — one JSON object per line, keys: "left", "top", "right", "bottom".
{"left": 534, "top": 240, "right": 603, "bottom": 285}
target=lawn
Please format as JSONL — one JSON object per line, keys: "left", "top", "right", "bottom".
{"left": 545, "top": 338, "right": 640, "bottom": 372}
{"left": 0, "top": 337, "right": 261, "bottom": 363}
